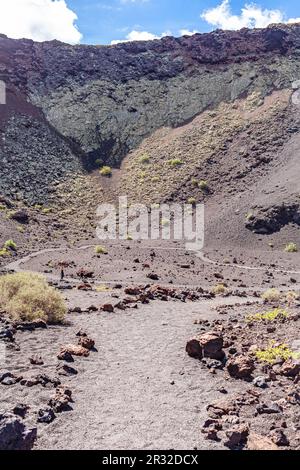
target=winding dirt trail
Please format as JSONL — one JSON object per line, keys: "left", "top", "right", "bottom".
{"left": 3, "top": 244, "right": 300, "bottom": 449}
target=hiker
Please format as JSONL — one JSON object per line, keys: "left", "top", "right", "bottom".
{"left": 60, "top": 268, "right": 65, "bottom": 281}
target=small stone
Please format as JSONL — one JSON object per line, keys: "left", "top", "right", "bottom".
{"left": 227, "top": 355, "right": 255, "bottom": 379}
{"left": 101, "top": 303, "right": 114, "bottom": 313}
{"left": 13, "top": 404, "right": 30, "bottom": 419}
{"left": 29, "top": 355, "right": 44, "bottom": 366}
{"left": 280, "top": 359, "right": 300, "bottom": 377}
{"left": 224, "top": 424, "right": 249, "bottom": 449}
{"left": 247, "top": 432, "right": 279, "bottom": 450}
{"left": 253, "top": 376, "right": 268, "bottom": 389}
{"left": 269, "top": 429, "right": 290, "bottom": 447}
{"left": 256, "top": 402, "right": 282, "bottom": 415}
{"left": 56, "top": 364, "right": 78, "bottom": 376}
{"left": 78, "top": 336, "right": 95, "bottom": 350}
{"left": 37, "top": 408, "right": 55, "bottom": 424}
{"left": 59, "top": 344, "right": 89, "bottom": 357}
{"left": 57, "top": 350, "right": 74, "bottom": 362}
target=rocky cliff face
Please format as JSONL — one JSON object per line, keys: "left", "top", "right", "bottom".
{"left": 1, "top": 24, "right": 300, "bottom": 204}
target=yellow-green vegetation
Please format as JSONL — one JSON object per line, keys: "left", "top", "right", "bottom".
{"left": 4, "top": 239, "right": 17, "bottom": 251}
{"left": 168, "top": 158, "right": 183, "bottom": 167}
{"left": 139, "top": 154, "right": 150, "bottom": 164}
{"left": 151, "top": 176, "right": 160, "bottom": 183}
{"left": 247, "top": 307, "right": 289, "bottom": 323}
{"left": 17, "top": 226, "right": 25, "bottom": 233}
{"left": 0, "top": 272, "right": 66, "bottom": 323}
{"left": 284, "top": 242, "right": 298, "bottom": 253}
{"left": 285, "top": 291, "right": 299, "bottom": 305}
{"left": 246, "top": 212, "right": 254, "bottom": 221}
{"left": 95, "top": 284, "right": 111, "bottom": 292}
{"left": 211, "top": 283, "right": 227, "bottom": 295}
{"left": 95, "top": 245, "right": 108, "bottom": 254}
{"left": 199, "top": 180, "right": 208, "bottom": 191}
{"left": 0, "top": 204, "right": 6, "bottom": 211}
{"left": 191, "top": 178, "right": 198, "bottom": 186}
{"left": 0, "top": 248, "right": 10, "bottom": 257}
{"left": 42, "top": 208, "right": 52, "bottom": 214}
{"left": 256, "top": 341, "right": 298, "bottom": 364}
{"left": 99, "top": 166, "right": 112, "bottom": 177}
{"left": 126, "top": 234, "right": 133, "bottom": 241}
{"left": 261, "top": 288, "right": 281, "bottom": 304}
{"left": 187, "top": 197, "right": 196, "bottom": 205}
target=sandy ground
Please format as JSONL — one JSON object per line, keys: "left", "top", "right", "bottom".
{"left": 1, "top": 238, "right": 300, "bottom": 450}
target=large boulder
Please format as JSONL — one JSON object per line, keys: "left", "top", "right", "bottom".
{"left": 186, "top": 331, "right": 224, "bottom": 360}
{"left": 0, "top": 412, "right": 37, "bottom": 450}
{"left": 199, "top": 332, "right": 224, "bottom": 360}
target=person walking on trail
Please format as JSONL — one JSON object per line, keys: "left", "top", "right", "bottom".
{"left": 60, "top": 268, "right": 65, "bottom": 281}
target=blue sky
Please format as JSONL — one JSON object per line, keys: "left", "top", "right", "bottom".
{"left": 0, "top": 0, "right": 300, "bottom": 45}
{"left": 68, "top": 0, "right": 300, "bottom": 44}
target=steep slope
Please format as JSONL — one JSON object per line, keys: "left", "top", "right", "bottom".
{"left": 2, "top": 24, "right": 300, "bottom": 174}
{"left": 0, "top": 25, "right": 300, "bottom": 252}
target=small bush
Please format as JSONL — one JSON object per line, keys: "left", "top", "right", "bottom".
{"left": 247, "top": 308, "right": 289, "bottom": 323}
{"left": 0, "top": 204, "right": 6, "bottom": 211}
{"left": 199, "top": 180, "right": 208, "bottom": 191}
{"left": 168, "top": 158, "right": 183, "bottom": 167}
{"left": 285, "top": 242, "right": 298, "bottom": 253}
{"left": 256, "top": 341, "right": 297, "bottom": 364}
{"left": 285, "top": 291, "right": 299, "bottom": 305}
{"left": 95, "top": 245, "right": 107, "bottom": 254}
{"left": 0, "top": 272, "right": 66, "bottom": 323}
{"left": 187, "top": 197, "right": 196, "bottom": 205}
{"left": 4, "top": 239, "right": 17, "bottom": 251}
{"left": 0, "top": 248, "right": 10, "bottom": 257}
{"left": 139, "top": 154, "right": 150, "bottom": 164}
{"left": 99, "top": 166, "right": 112, "bottom": 177}
{"left": 211, "top": 284, "right": 227, "bottom": 295}
{"left": 261, "top": 288, "right": 281, "bottom": 304}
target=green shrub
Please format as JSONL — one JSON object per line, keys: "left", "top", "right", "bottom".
{"left": 211, "top": 284, "right": 227, "bottom": 295}
{"left": 0, "top": 272, "right": 66, "bottom": 323}
{"left": 95, "top": 245, "right": 107, "bottom": 254}
{"left": 168, "top": 158, "right": 183, "bottom": 167}
{"left": 261, "top": 288, "right": 281, "bottom": 304}
{"left": 4, "top": 239, "right": 17, "bottom": 251}
{"left": 247, "top": 308, "right": 289, "bottom": 323}
{"left": 0, "top": 248, "right": 10, "bottom": 257}
{"left": 139, "top": 154, "right": 150, "bottom": 164}
{"left": 256, "top": 341, "right": 297, "bottom": 364}
{"left": 199, "top": 180, "right": 208, "bottom": 191}
{"left": 285, "top": 242, "right": 298, "bottom": 253}
{"left": 187, "top": 197, "right": 196, "bottom": 205}
{"left": 99, "top": 166, "right": 112, "bottom": 177}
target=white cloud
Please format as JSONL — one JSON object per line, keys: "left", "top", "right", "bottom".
{"left": 179, "top": 29, "right": 199, "bottom": 36}
{"left": 111, "top": 29, "right": 170, "bottom": 45}
{"left": 0, "top": 0, "right": 82, "bottom": 44}
{"left": 201, "top": 0, "right": 300, "bottom": 30}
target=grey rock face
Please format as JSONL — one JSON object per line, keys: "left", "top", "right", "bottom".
{"left": 0, "top": 412, "right": 37, "bottom": 450}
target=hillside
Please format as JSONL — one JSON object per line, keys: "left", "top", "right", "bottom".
{"left": 1, "top": 24, "right": 300, "bottom": 452}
